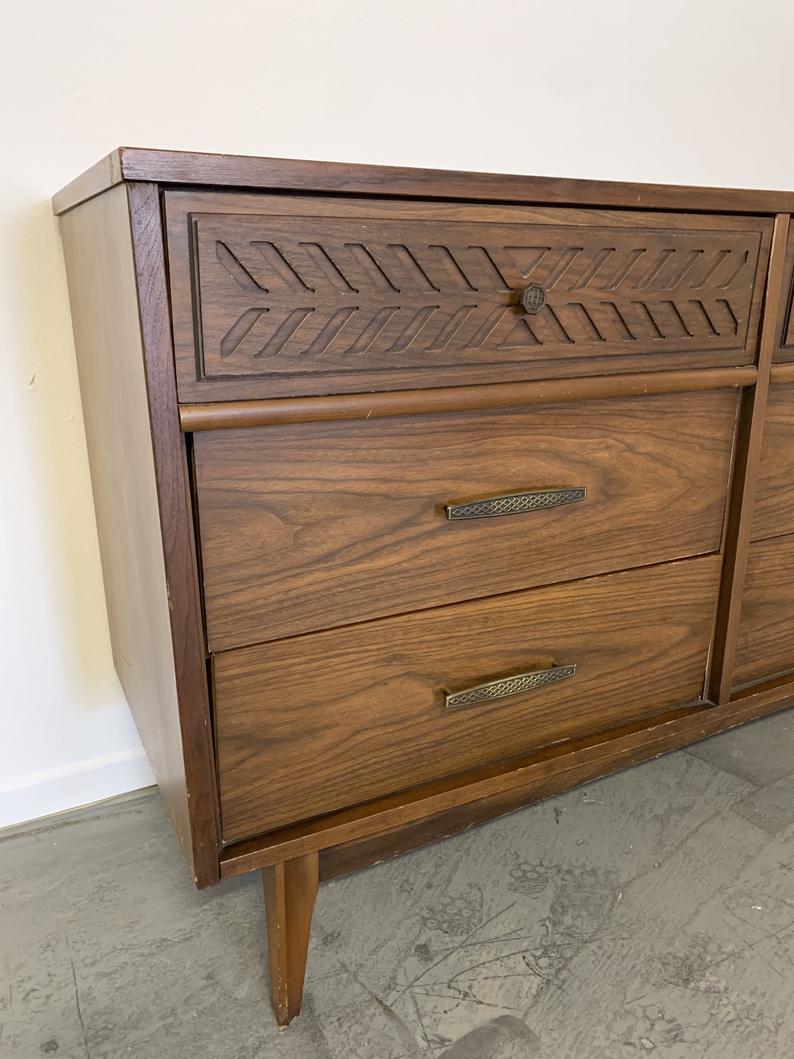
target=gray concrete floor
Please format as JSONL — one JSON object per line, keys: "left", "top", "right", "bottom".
{"left": 2, "top": 712, "right": 794, "bottom": 1059}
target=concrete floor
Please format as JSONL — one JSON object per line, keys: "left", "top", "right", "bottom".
{"left": 2, "top": 712, "right": 794, "bottom": 1059}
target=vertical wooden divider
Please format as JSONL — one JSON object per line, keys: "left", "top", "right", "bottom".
{"left": 708, "top": 213, "right": 790, "bottom": 704}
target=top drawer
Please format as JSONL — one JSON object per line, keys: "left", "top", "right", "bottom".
{"left": 165, "top": 192, "right": 771, "bottom": 401}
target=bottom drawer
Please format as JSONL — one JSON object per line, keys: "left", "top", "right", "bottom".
{"left": 215, "top": 555, "right": 721, "bottom": 841}
{"left": 734, "top": 533, "right": 794, "bottom": 689}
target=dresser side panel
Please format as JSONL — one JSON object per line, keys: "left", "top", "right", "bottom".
{"left": 59, "top": 185, "right": 214, "bottom": 883}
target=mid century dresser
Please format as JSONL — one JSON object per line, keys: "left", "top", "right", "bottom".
{"left": 54, "top": 149, "right": 794, "bottom": 1027}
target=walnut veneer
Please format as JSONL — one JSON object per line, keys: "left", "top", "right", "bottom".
{"left": 54, "top": 149, "right": 794, "bottom": 1028}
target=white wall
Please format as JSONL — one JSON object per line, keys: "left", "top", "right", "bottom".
{"left": 3, "top": 0, "right": 794, "bottom": 829}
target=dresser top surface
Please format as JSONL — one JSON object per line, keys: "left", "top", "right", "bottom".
{"left": 52, "top": 146, "right": 794, "bottom": 218}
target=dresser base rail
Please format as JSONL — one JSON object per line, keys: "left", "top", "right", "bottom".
{"left": 221, "top": 677, "right": 794, "bottom": 882}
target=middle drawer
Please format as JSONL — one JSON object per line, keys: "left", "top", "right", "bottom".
{"left": 193, "top": 389, "right": 738, "bottom": 650}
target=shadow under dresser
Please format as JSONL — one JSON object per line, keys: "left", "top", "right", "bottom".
{"left": 53, "top": 149, "right": 794, "bottom": 1027}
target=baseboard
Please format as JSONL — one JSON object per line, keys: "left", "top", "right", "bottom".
{"left": 0, "top": 747, "right": 156, "bottom": 831}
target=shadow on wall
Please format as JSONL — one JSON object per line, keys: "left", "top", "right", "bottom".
{"left": 5, "top": 195, "right": 125, "bottom": 713}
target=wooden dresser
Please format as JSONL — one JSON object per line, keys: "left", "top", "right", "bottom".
{"left": 53, "top": 149, "right": 794, "bottom": 1027}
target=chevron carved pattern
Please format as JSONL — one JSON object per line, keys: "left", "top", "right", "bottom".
{"left": 190, "top": 214, "right": 762, "bottom": 378}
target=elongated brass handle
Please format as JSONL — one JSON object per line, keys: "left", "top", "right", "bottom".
{"left": 445, "top": 487, "right": 586, "bottom": 521}
{"left": 444, "top": 664, "right": 577, "bottom": 710}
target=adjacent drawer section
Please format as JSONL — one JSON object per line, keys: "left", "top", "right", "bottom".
{"left": 734, "top": 534, "right": 794, "bottom": 689}
{"left": 214, "top": 555, "right": 721, "bottom": 840}
{"left": 166, "top": 191, "right": 770, "bottom": 401}
{"left": 775, "top": 226, "right": 794, "bottom": 360}
{"left": 194, "top": 390, "right": 737, "bottom": 650}
{"left": 752, "top": 383, "right": 794, "bottom": 541}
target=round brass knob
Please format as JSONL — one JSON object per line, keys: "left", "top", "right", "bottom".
{"left": 519, "top": 283, "right": 546, "bottom": 315}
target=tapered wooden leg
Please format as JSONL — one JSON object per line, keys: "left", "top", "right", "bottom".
{"left": 263, "top": 851, "right": 319, "bottom": 1027}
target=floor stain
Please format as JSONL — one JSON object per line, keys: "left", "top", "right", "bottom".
{"left": 437, "top": 1015, "right": 541, "bottom": 1058}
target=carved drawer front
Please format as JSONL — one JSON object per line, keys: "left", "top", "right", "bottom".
{"left": 165, "top": 191, "right": 771, "bottom": 401}
{"left": 193, "top": 389, "right": 737, "bottom": 651}
{"left": 214, "top": 554, "right": 721, "bottom": 840}
{"left": 752, "top": 383, "right": 794, "bottom": 540}
{"left": 734, "top": 534, "right": 794, "bottom": 690}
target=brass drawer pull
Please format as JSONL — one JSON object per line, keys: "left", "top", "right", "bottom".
{"left": 445, "top": 664, "right": 577, "bottom": 710}
{"left": 519, "top": 282, "right": 546, "bottom": 314}
{"left": 445, "top": 487, "right": 586, "bottom": 521}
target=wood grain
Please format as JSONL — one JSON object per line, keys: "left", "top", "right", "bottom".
{"left": 707, "top": 213, "right": 791, "bottom": 704}
{"left": 195, "top": 391, "right": 737, "bottom": 649}
{"left": 734, "top": 533, "right": 794, "bottom": 689}
{"left": 52, "top": 145, "right": 794, "bottom": 216}
{"left": 179, "top": 366, "right": 757, "bottom": 432}
{"left": 262, "top": 852, "right": 318, "bottom": 1027}
{"left": 58, "top": 185, "right": 219, "bottom": 886}
{"left": 214, "top": 555, "right": 721, "bottom": 841}
{"left": 165, "top": 192, "right": 771, "bottom": 401}
{"left": 752, "top": 383, "right": 794, "bottom": 541}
